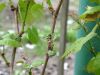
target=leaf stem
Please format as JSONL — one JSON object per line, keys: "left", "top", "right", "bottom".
{"left": 21, "top": 1, "right": 30, "bottom": 33}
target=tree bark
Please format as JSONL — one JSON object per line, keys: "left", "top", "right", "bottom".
{"left": 58, "top": 0, "right": 69, "bottom": 75}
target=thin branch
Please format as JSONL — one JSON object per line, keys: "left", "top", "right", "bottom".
{"left": 10, "top": 6, "right": 20, "bottom": 75}
{"left": 51, "top": 0, "right": 64, "bottom": 33}
{"left": 41, "top": 0, "right": 64, "bottom": 75}
{"left": 10, "top": 0, "right": 31, "bottom": 74}
{"left": 11, "top": 47, "right": 17, "bottom": 74}
{"left": 8, "top": 0, "right": 18, "bottom": 74}
{"left": 0, "top": 52, "right": 10, "bottom": 67}
{"left": 10, "top": 1, "right": 30, "bottom": 74}
{"left": 15, "top": 7, "right": 20, "bottom": 34}
{"left": 41, "top": 54, "right": 49, "bottom": 75}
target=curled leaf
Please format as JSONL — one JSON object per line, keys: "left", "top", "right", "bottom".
{"left": 80, "top": 6, "right": 100, "bottom": 21}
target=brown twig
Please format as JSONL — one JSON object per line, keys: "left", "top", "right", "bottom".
{"left": 15, "top": 7, "right": 20, "bottom": 34}
{"left": 10, "top": 1, "right": 30, "bottom": 74}
{"left": 11, "top": 8, "right": 20, "bottom": 71}
{"left": 0, "top": 46, "right": 10, "bottom": 67}
{"left": 11, "top": 48, "right": 17, "bottom": 74}
{"left": 51, "top": 0, "right": 64, "bottom": 34}
{"left": 41, "top": 51, "right": 49, "bottom": 75}
{"left": 41, "top": 34, "right": 52, "bottom": 75}
{"left": 10, "top": 6, "right": 19, "bottom": 74}
{"left": 0, "top": 52, "right": 10, "bottom": 67}
{"left": 41, "top": 0, "right": 64, "bottom": 75}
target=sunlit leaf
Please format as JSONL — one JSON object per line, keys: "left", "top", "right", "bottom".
{"left": 62, "top": 27, "right": 97, "bottom": 58}
{"left": 0, "top": 3, "right": 6, "bottom": 12}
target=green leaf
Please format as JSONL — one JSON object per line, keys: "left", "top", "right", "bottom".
{"left": 48, "top": 50, "right": 56, "bottom": 57}
{"left": 70, "top": 24, "right": 81, "bottom": 30}
{"left": 0, "top": 38, "right": 21, "bottom": 47}
{"left": 27, "top": 27, "right": 40, "bottom": 44}
{"left": 21, "top": 33, "right": 29, "bottom": 44}
{"left": 90, "top": 0, "right": 100, "bottom": 4}
{"left": 16, "top": 60, "right": 24, "bottom": 64}
{"left": 23, "top": 59, "right": 44, "bottom": 69}
{"left": 33, "top": 41, "right": 47, "bottom": 56}
{"left": 0, "top": 33, "right": 21, "bottom": 47}
{"left": 0, "top": 3, "right": 6, "bottom": 12}
{"left": 31, "top": 4, "right": 44, "bottom": 20}
{"left": 18, "top": 0, "right": 44, "bottom": 24}
{"left": 80, "top": 6, "right": 100, "bottom": 21}
{"left": 87, "top": 52, "right": 100, "bottom": 75}
{"left": 46, "top": 0, "right": 52, "bottom": 6}
{"left": 18, "top": 0, "right": 35, "bottom": 24}
{"left": 67, "top": 29, "right": 76, "bottom": 42}
{"left": 31, "top": 60, "right": 44, "bottom": 68}
{"left": 2, "top": 33, "right": 15, "bottom": 39}
{"left": 62, "top": 27, "right": 97, "bottom": 58}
